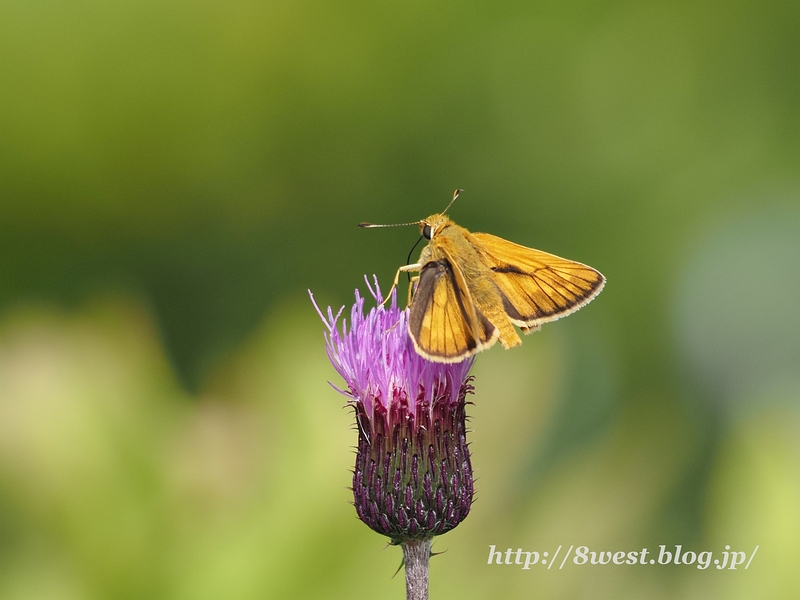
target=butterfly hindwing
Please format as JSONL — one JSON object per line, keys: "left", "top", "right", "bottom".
{"left": 408, "top": 257, "right": 498, "bottom": 362}
{"left": 468, "top": 231, "right": 605, "bottom": 328}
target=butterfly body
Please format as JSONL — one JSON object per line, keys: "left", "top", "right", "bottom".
{"left": 401, "top": 212, "right": 605, "bottom": 363}
{"left": 360, "top": 192, "right": 605, "bottom": 363}
{"left": 414, "top": 215, "right": 522, "bottom": 354}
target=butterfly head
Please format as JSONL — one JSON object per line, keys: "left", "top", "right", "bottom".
{"left": 420, "top": 213, "right": 451, "bottom": 240}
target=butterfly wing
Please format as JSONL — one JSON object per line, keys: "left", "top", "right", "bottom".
{"left": 469, "top": 232, "right": 605, "bottom": 329}
{"left": 408, "top": 257, "right": 499, "bottom": 362}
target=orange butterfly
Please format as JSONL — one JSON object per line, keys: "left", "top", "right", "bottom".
{"left": 360, "top": 190, "right": 605, "bottom": 362}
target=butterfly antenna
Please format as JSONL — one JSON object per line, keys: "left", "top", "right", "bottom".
{"left": 441, "top": 188, "right": 463, "bottom": 215}
{"left": 358, "top": 220, "right": 420, "bottom": 228}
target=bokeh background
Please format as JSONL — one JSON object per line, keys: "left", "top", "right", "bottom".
{"left": 1, "top": 0, "right": 799, "bottom": 598}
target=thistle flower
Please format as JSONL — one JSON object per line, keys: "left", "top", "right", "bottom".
{"left": 310, "top": 276, "right": 476, "bottom": 599}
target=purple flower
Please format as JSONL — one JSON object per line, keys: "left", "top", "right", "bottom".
{"left": 310, "top": 276, "right": 475, "bottom": 543}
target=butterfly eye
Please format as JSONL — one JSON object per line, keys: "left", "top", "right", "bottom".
{"left": 422, "top": 224, "right": 432, "bottom": 239}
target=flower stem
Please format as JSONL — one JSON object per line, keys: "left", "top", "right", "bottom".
{"left": 402, "top": 538, "right": 432, "bottom": 600}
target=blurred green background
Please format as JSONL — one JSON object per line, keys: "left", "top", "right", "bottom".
{"left": 1, "top": 0, "right": 799, "bottom": 598}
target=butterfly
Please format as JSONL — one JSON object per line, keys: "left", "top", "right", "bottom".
{"left": 360, "top": 190, "right": 605, "bottom": 363}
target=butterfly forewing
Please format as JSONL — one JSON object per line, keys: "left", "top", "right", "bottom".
{"left": 469, "top": 232, "right": 605, "bottom": 327}
{"left": 408, "top": 258, "right": 499, "bottom": 362}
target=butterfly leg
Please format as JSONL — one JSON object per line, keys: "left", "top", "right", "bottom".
{"left": 407, "top": 274, "right": 419, "bottom": 306}
{"left": 381, "top": 263, "right": 421, "bottom": 307}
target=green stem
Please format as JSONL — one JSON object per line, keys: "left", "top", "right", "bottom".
{"left": 402, "top": 538, "right": 432, "bottom": 600}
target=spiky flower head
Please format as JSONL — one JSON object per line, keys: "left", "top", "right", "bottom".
{"left": 311, "top": 277, "right": 475, "bottom": 543}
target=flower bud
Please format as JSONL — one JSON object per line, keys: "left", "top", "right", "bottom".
{"left": 312, "top": 277, "right": 475, "bottom": 543}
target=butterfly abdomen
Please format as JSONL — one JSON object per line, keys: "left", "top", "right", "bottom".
{"left": 437, "top": 226, "right": 522, "bottom": 350}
